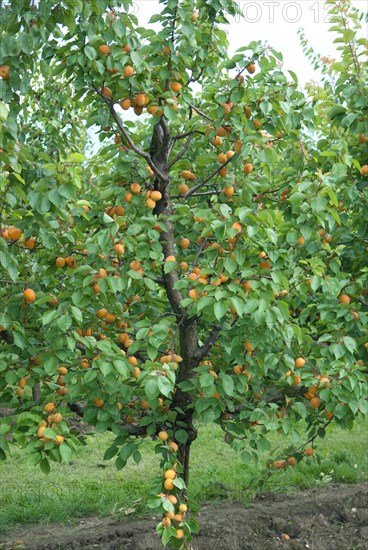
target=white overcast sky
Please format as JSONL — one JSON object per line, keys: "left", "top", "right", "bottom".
{"left": 132, "top": 0, "right": 367, "bottom": 87}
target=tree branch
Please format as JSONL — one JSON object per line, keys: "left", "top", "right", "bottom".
{"left": 195, "top": 325, "right": 222, "bottom": 362}
{"left": 182, "top": 152, "right": 239, "bottom": 200}
{"left": 168, "top": 132, "right": 195, "bottom": 168}
{"left": 67, "top": 402, "right": 149, "bottom": 436}
{"left": 107, "top": 103, "right": 169, "bottom": 183}
{"left": 189, "top": 104, "right": 214, "bottom": 122}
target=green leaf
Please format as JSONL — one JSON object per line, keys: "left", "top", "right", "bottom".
{"left": 221, "top": 374, "right": 234, "bottom": 396}
{"left": 230, "top": 296, "right": 244, "bottom": 316}
{"left": 214, "top": 301, "right": 227, "bottom": 320}
{"left": 174, "top": 429, "right": 188, "bottom": 444}
{"left": 145, "top": 379, "right": 160, "bottom": 400}
{"left": 242, "top": 299, "right": 258, "bottom": 314}
{"left": 343, "top": 336, "right": 356, "bottom": 354}
{"left": 157, "top": 376, "right": 173, "bottom": 397}
{"left": 59, "top": 443, "right": 73, "bottom": 463}
{"left": 39, "top": 457, "right": 50, "bottom": 474}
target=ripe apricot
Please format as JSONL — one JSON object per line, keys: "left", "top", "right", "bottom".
{"left": 361, "top": 165, "right": 368, "bottom": 176}
{"left": 212, "top": 136, "right": 222, "bottom": 146}
{"left": 310, "top": 397, "right": 321, "bottom": 409}
{"left": 164, "top": 478, "right": 174, "bottom": 491}
{"left": 37, "top": 426, "right": 46, "bottom": 438}
{"left": 145, "top": 197, "right": 155, "bottom": 209}
{"left": 180, "top": 238, "right": 190, "bottom": 249}
{"left": 98, "top": 44, "right": 110, "bottom": 55}
{"left": 169, "top": 441, "right": 178, "bottom": 452}
{"left": 97, "top": 308, "right": 107, "bottom": 319}
{"left": 223, "top": 186, "right": 234, "bottom": 197}
{"left": 178, "top": 503, "right": 187, "bottom": 513}
{"left": 244, "top": 340, "right": 253, "bottom": 353}
{"left": 8, "top": 226, "right": 22, "bottom": 240}
{"left": 339, "top": 294, "right": 351, "bottom": 304}
{"left": 180, "top": 170, "right": 196, "bottom": 181}
{"left": 135, "top": 93, "right": 148, "bottom": 106}
{"left": 244, "top": 163, "right": 253, "bottom": 175}
{"left": 162, "top": 516, "right": 171, "bottom": 528}
{"left": 176, "top": 529, "right": 184, "bottom": 539}
{"left": 189, "top": 289, "right": 198, "bottom": 300}
{"left": 244, "top": 280, "right": 253, "bottom": 292}
{"left": 170, "top": 82, "right": 182, "bottom": 93}
{"left": 123, "top": 65, "right": 134, "bottom": 77}
{"left": 158, "top": 431, "right": 168, "bottom": 442}
{"left": 25, "top": 238, "right": 36, "bottom": 249}
{"left": 191, "top": 10, "right": 199, "bottom": 22}
{"left": 105, "top": 312, "right": 116, "bottom": 323}
{"left": 80, "top": 358, "right": 90, "bottom": 369}
{"left": 120, "top": 98, "right": 131, "bottom": 110}
{"left": 297, "top": 236, "right": 305, "bottom": 245}
{"left": 49, "top": 413, "right": 63, "bottom": 424}
{"left": 246, "top": 63, "right": 256, "bottom": 74}
{"left": 234, "top": 139, "right": 242, "bottom": 152}
{"left": 274, "top": 460, "right": 287, "bottom": 469}
{"left": 0, "top": 65, "right": 10, "bottom": 80}
{"left": 295, "top": 357, "right": 305, "bottom": 369}
{"left": 101, "top": 87, "right": 112, "bottom": 98}
{"left": 179, "top": 183, "right": 189, "bottom": 195}
{"left": 23, "top": 288, "right": 36, "bottom": 303}
{"left": 305, "top": 447, "right": 314, "bottom": 456}
{"left": 44, "top": 402, "right": 56, "bottom": 413}
{"left": 55, "top": 435, "right": 64, "bottom": 445}
{"left": 114, "top": 243, "right": 124, "bottom": 256}
{"left": 93, "top": 398, "right": 104, "bottom": 408}
{"left": 164, "top": 470, "right": 176, "bottom": 479}
{"left": 165, "top": 255, "right": 176, "bottom": 262}
{"left": 65, "top": 256, "right": 76, "bottom": 268}
{"left": 131, "top": 183, "right": 141, "bottom": 194}
{"left": 150, "top": 190, "right": 162, "bottom": 202}
{"left": 132, "top": 366, "right": 140, "bottom": 378}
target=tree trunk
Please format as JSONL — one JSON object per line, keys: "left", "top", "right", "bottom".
{"left": 150, "top": 118, "right": 199, "bottom": 487}
{"left": 173, "top": 318, "right": 199, "bottom": 486}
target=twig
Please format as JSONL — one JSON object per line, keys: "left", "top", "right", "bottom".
{"left": 182, "top": 152, "right": 239, "bottom": 200}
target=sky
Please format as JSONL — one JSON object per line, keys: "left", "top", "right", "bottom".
{"left": 131, "top": 0, "right": 367, "bottom": 87}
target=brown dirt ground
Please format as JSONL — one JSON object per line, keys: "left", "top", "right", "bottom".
{"left": 1, "top": 482, "right": 367, "bottom": 550}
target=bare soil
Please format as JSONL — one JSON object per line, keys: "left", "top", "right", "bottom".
{"left": 1, "top": 483, "right": 367, "bottom": 550}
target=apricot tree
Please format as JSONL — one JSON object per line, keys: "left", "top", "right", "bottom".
{"left": 0, "top": 0, "right": 367, "bottom": 547}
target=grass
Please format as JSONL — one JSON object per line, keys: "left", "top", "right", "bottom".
{"left": 0, "top": 416, "right": 367, "bottom": 533}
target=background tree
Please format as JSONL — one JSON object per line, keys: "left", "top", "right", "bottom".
{"left": 0, "top": 0, "right": 367, "bottom": 547}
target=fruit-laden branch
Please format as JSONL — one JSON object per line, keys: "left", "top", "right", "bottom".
{"left": 194, "top": 324, "right": 222, "bottom": 362}
{"left": 93, "top": 88, "right": 169, "bottom": 183}
{"left": 182, "top": 152, "right": 240, "bottom": 200}
{"left": 168, "top": 132, "right": 195, "bottom": 168}
{"left": 189, "top": 104, "right": 214, "bottom": 122}
{"left": 67, "top": 402, "right": 149, "bottom": 436}
{"left": 108, "top": 104, "right": 169, "bottom": 183}
{"left": 226, "top": 386, "right": 308, "bottom": 416}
